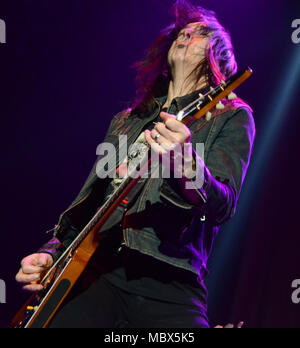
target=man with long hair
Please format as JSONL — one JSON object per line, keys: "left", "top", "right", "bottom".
{"left": 15, "top": 0, "right": 255, "bottom": 328}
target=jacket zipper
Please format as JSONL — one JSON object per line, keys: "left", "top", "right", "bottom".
{"left": 119, "top": 102, "right": 163, "bottom": 249}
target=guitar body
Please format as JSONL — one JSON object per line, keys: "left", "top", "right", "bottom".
{"left": 12, "top": 224, "right": 99, "bottom": 328}
{"left": 12, "top": 156, "right": 149, "bottom": 328}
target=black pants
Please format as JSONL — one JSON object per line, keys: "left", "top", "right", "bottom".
{"left": 48, "top": 275, "right": 209, "bottom": 328}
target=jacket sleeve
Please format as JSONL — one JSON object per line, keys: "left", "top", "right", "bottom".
{"left": 37, "top": 221, "right": 80, "bottom": 263}
{"left": 184, "top": 107, "right": 256, "bottom": 225}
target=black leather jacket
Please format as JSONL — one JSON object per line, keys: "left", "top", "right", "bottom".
{"left": 39, "top": 89, "right": 256, "bottom": 280}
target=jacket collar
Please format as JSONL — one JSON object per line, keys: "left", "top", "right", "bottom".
{"left": 155, "top": 86, "right": 209, "bottom": 112}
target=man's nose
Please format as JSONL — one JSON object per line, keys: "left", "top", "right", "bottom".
{"left": 180, "top": 30, "right": 192, "bottom": 42}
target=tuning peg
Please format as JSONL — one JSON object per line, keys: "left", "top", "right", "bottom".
{"left": 199, "top": 93, "right": 204, "bottom": 99}
{"left": 216, "top": 101, "right": 225, "bottom": 110}
{"left": 228, "top": 92, "right": 237, "bottom": 101}
{"left": 206, "top": 111, "right": 212, "bottom": 121}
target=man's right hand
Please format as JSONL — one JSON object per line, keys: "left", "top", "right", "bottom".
{"left": 15, "top": 253, "right": 54, "bottom": 292}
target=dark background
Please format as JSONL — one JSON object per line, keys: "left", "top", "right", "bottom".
{"left": 0, "top": 0, "right": 300, "bottom": 328}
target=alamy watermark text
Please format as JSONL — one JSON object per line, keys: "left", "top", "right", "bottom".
{"left": 291, "top": 279, "right": 300, "bottom": 304}
{"left": 0, "top": 279, "right": 6, "bottom": 303}
{"left": 0, "top": 19, "right": 6, "bottom": 44}
{"left": 95, "top": 136, "right": 205, "bottom": 190}
{"left": 292, "top": 19, "right": 300, "bottom": 44}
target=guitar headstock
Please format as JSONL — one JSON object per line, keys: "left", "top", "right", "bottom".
{"left": 176, "top": 67, "right": 253, "bottom": 124}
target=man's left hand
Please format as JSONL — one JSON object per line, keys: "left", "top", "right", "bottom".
{"left": 144, "top": 111, "right": 193, "bottom": 177}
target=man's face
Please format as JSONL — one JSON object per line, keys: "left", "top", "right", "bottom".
{"left": 168, "top": 22, "right": 209, "bottom": 71}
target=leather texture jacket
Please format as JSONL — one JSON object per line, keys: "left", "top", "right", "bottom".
{"left": 38, "top": 89, "right": 256, "bottom": 280}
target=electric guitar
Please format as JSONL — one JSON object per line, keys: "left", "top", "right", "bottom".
{"left": 12, "top": 67, "right": 253, "bottom": 328}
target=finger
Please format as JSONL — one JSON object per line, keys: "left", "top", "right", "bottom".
{"left": 16, "top": 271, "right": 41, "bottom": 284}
{"left": 146, "top": 130, "right": 185, "bottom": 175}
{"left": 23, "top": 284, "right": 44, "bottom": 293}
{"left": 154, "top": 123, "right": 180, "bottom": 144}
{"left": 150, "top": 130, "right": 180, "bottom": 159}
{"left": 214, "top": 326, "right": 224, "bottom": 329}
{"left": 35, "top": 253, "right": 53, "bottom": 268}
{"left": 21, "top": 263, "right": 44, "bottom": 274}
{"left": 150, "top": 129, "right": 173, "bottom": 147}
{"left": 145, "top": 130, "right": 167, "bottom": 155}
{"left": 21, "top": 254, "right": 51, "bottom": 274}
{"left": 22, "top": 264, "right": 44, "bottom": 274}
{"left": 160, "top": 112, "right": 188, "bottom": 134}
{"left": 224, "top": 324, "right": 235, "bottom": 329}
{"left": 150, "top": 129, "right": 182, "bottom": 155}
{"left": 160, "top": 111, "right": 177, "bottom": 122}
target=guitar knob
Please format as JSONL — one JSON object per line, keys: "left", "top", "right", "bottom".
{"left": 228, "top": 92, "right": 237, "bottom": 100}
{"left": 216, "top": 101, "right": 225, "bottom": 110}
{"left": 206, "top": 112, "right": 212, "bottom": 121}
{"left": 25, "top": 306, "right": 36, "bottom": 319}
